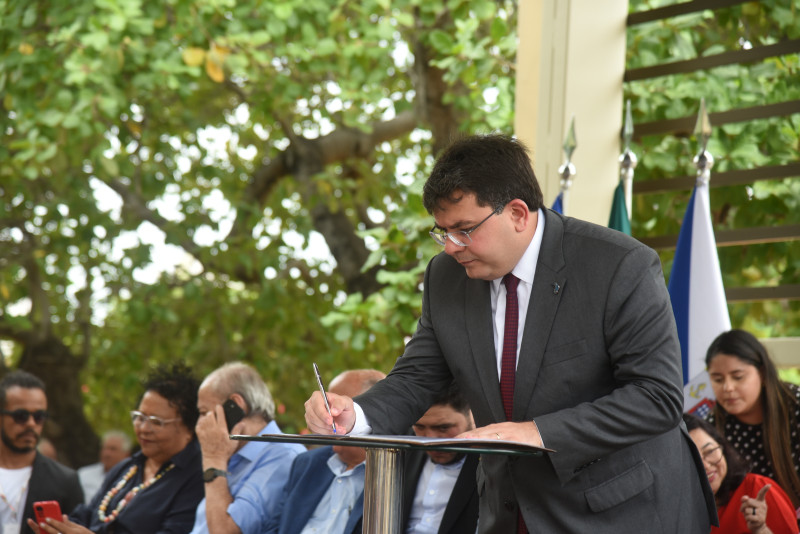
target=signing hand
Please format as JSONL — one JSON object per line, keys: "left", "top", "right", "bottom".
{"left": 304, "top": 391, "right": 356, "bottom": 435}
{"left": 27, "top": 515, "right": 93, "bottom": 534}
{"left": 459, "top": 421, "right": 544, "bottom": 447}
{"left": 740, "top": 484, "right": 771, "bottom": 534}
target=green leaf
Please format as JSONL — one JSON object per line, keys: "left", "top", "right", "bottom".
{"left": 429, "top": 30, "right": 454, "bottom": 52}
{"left": 316, "top": 38, "right": 337, "bottom": 56}
{"left": 99, "top": 158, "right": 119, "bottom": 177}
{"left": 274, "top": 4, "right": 293, "bottom": 20}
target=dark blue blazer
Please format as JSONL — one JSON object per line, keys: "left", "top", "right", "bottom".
{"left": 264, "top": 446, "right": 363, "bottom": 534}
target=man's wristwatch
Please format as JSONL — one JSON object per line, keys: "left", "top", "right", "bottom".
{"left": 202, "top": 467, "right": 229, "bottom": 483}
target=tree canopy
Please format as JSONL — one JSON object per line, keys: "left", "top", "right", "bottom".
{"left": 625, "top": 0, "right": 800, "bottom": 337}
{"left": 0, "top": 0, "right": 517, "bottom": 464}
{"left": 1, "top": 0, "right": 796, "bottom": 466}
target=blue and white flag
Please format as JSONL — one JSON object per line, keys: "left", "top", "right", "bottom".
{"left": 551, "top": 192, "right": 563, "bottom": 214}
{"left": 667, "top": 183, "right": 731, "bottom": 412}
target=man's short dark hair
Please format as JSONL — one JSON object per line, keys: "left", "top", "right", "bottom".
{"left": 422, "top": 134, "right": 544, "bottom": 214}
{"left": 0, "top": 370, "right": 46, "bottom": 408}
{"left": 431, "top": 381, "right": 470, "bottom": 417}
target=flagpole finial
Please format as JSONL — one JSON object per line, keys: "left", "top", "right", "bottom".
{"left": 693, "top": 98, "right": 714, "bottom": 185}
{"left": 619, "top": 100, "right": 637, "bottom": 221}
{"left": 694, "top": 98, "right": 712, "bottom": 152}
{"left": 562, "top": 115, "right": 577, "bottom": 163}
{"left": 558, "top": 115, "right": 577, "bottom": 189}
{"left": 557, "top": 116, "right": 577, "bottom": 214}
{"left": 623, "top": 99, "right": 634, "bottom": 151}
{"left": 619, "top": 100, "right": 638, "bottom": 173}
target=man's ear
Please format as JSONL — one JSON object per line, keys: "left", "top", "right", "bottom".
{"left": 507, "top": 198, "right": 532, "bottom": 232}
{"left": 229, "top": 393, "right": 249, "bottom": 415}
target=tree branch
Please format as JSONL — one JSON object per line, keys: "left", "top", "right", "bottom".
{"left": 0, "top": 319, "right": 31, "bottom": 344}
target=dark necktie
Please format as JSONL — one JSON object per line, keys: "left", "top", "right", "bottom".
{"left": 500, "top": 273, "right": 519, "bottom": 421}
{"left": 502, "top": 273, "right": 529, "bottom": 534}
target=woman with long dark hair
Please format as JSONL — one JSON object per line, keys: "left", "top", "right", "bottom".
{"left": 684, "top": 413, "right": 798, "bottom": 533}
{"left": 705, "top": 329, "right": 800, "bottom": 511}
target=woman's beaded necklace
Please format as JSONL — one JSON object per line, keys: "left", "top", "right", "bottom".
{"left": 97, "top": 463, "right": 175, "bottom": 523}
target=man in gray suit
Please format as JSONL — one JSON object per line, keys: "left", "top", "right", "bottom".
{"left": 305, "top": 134, "right": 717, "bottom": 533}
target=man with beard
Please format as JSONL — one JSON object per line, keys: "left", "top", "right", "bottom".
{"left": 0, "top": 370, "right": 83, "bottom": 534}
{"left": 401, "top": 382, "right": 478, "bottom": 534}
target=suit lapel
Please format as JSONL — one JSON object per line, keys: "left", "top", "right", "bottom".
{"left": 514, "top": 210, "right": 566, "bottom": 419}
{"left": 464, "top": 277, "right": 506, "bottom": 422}
{"left": 22, "top": 453, "right": 46, "bottom": 531}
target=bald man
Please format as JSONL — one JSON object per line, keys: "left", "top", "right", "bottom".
{"left": 265, "top": 369, "right": 386, "bottom": 534}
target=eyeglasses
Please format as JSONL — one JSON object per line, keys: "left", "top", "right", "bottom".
{"left": 1, "top": 409, "right": 49, "bottom": 425}
{"left": 130, "top": 410, "right": 179, "bottom": 429}
{"left": 701, "top": 445, "right": 723, "bottom": 465}
{"left": 429, "top": 207, "right": 501, "bottom": 247}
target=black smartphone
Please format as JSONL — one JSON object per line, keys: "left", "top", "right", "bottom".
{"left": 222, "top": 398, "right": 245, "bottom": 432}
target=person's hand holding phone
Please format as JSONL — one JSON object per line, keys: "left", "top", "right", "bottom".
{"left": 27, "top": 502, "right": 93, "bottom": 534}
{"left": 33, "top": 501, "right": 61, "bottom": 525}
{"left": 195, "top": 399, "right": 245, "bottom": 465}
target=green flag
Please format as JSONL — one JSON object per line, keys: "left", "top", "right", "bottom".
{"left": 608, "top": 182, "right": 631, "bottom": 235}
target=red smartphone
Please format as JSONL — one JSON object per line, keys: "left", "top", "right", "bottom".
{"left": 33, "top": 500, "right": 62, "bottom": 524}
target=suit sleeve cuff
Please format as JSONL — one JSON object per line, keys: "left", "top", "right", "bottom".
{"left": 532, "top": 419, "right": 545, "bottom": 448}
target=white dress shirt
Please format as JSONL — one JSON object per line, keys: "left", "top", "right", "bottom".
{"left": 405, "top": 456, "right": 466, "bottom": 534}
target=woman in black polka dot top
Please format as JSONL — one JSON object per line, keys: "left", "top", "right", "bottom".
{"left": 705, "top": 329, "right": 800, "bottom": 513}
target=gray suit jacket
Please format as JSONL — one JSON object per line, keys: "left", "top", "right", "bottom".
{"left": 357, "top": 210, "right": 716, "bottom": 533}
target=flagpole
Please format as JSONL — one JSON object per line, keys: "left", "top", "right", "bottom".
{"left": 557, "top": 116, "right": 577, "bottom": 215}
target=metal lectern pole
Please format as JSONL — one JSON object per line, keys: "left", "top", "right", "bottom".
{"left": 363, "top": 447, "right": 404, "bottom": 533}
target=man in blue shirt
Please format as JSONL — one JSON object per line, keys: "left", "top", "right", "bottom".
{"left": 265, "top": 369, "right": 386, "bottom": 534}
{"left": 190, "top": 362, "right": 306, "bottom": 534}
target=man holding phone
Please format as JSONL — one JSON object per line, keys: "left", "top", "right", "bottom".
{"left": 190, "top": 363, "right": 305, "bottom": 534}
{"left": 0, "top": 370, "right": 83, "bottom": 534}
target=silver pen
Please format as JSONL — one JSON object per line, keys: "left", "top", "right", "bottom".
{"left": 313, "top": 363, "right": 337, "bottom": 434}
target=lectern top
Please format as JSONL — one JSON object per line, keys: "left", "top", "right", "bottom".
{"left": 230, "top": 433, "right": 555, "bottom": 456}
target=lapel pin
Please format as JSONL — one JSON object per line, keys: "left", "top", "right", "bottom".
{"left": 552, "top": 282, "right": 560, "bottom": 295}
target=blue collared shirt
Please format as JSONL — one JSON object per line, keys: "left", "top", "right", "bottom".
{"left": 299, "top": 454, "right": 365, "bottom": 534}
{"left": 190, "top": 421, "right": 306, "bottom": 534}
